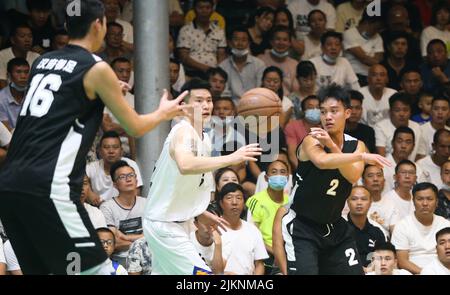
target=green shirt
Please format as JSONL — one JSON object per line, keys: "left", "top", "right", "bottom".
{"left": 246, "top": 189, "right": 289, "bottom": 248}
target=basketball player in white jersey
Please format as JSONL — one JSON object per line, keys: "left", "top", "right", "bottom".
{"left": 143, "top": 78, "right": 262, "bottom": 275}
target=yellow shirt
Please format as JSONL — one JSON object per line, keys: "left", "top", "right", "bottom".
{"left": 246, "top": 190, "right": 289, "bottom": 248}
{"left": 184, "top": 10, "right": 226, "bottom": 30}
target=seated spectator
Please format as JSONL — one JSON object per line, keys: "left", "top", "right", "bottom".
{"left": 24, "top": 0, "right": 55, "bottom": 54}
{"left": 169, "top": 33, "right": 186, "bottom": 93}
{"left": 273, "top": 7, "right": 303, "bottom": 60}
{"left": 374, "top": 93, "right": 425, "bottom": 161}
{"left": 343, "top": 12, "right": 384, "bottom": 86}
{"left": 260, "top": 66, "right": 293, "bottom": 127}
{"left": 100, "top": 161, "right": 145, "bottom": 267}
{"left": 382, "top": 127, "right": 428, "bottom": 193}
{"left": 96, "top": 227, "right": 128, "bottom": 275}
{"left": 168, "top": 0, "right": 184, "bottom": 30}
{"left": 436, "top": 160, "right": 450, "bottom": 219}
{"left": 391, "top": 182, "right": 450, "bottom": 274}
{"left": 170, "top": 58, "right": 181, "bottom": 99}
{"left": 177, "top": 0, "right": 226, "bottom": 79}
{"left": 417, "top": 129, "right": 450, "bottom": 190}
{"left": 2, "top": 239, "right": 22, "bottom": 275}
{"left": 254, "top": 150, "right": 293, "bottom": 195}
{"left": 287, "top": 0, "right": 336, "bottom": 40}
{"left": 345, "top": 90, "right": 376, "bottom": 153}
{"left": 246, "top": 159, "right": 290, "bottom": 274}
{"left": 247, "top": 6, "right": 275, "bottom": 56}
{"left": 420, "top": 226, "right": 450, "bottom": 275}
{"left": 80, "top": 175, "right": 107, "bottom": 229}
{"left": 98, "top": 22, "right": 133, "bottom": 65}
{"left": 363, "top": 165, "right": 399, "bottom": 233}
{"left": 216, "top": 183, "right": 268, "bottom": 275}
{"left": 50, "top": 29, "right": 69, "bottom": 51}
{"left": 419, "top": 96, "right": 450, "bottom": 156}
{"left": 219, "top": 27, "right": 265, "bottom": 103}
{"left": 420, "top": 1, "right": 450, "bottom": 58}
{"left": 360, "top": 64, "right": 397, "bottom": 126}
{"left": 206, "top": 67, "right": 227, "bottom": 100}
{"left": 0, "top": 57, "right": 29, "bottom": 131}
{"left": 0, "top": 24, "right": 39, "bottom": 89}
{"left": 310, "top": 31, "right": 360, "bottom": 91}
{"left": 86, "top": 131, "right": 143, "bottom": 205}
{"left": 0, "top": 122, "right": 11, "bottom": 165}
{"left": 258, "top": 26, "right": 300, "bottom": 95}
{"left": 0, "top": 238, "right": 5, "bottom": 275}
{"left": 102, "top": 0, "right": 133, "bottom": 48}
{"left": 284, "top": 95, "right": 320, "bottom": 169}
{"left": 288, "top": 61, "right": 317, "bottom": 119}
{"left": 420, "top": 39, "right": 450, "bottom": 93}
{"left": 382, "top": 31, "right": 417, "bottom": 91}
{"left": 102, "top": 57, "right": 135, "bottom": 159}
{"left": 301, "top": 9, "right": 327, "bottom": 61}
{"left": 411, "top": 92, "right": 433, "bottom": 124}
{"left": 366, "top": 241, "right": 412, "bottom": 275}
{"left": 185, "top": 0, "right": 225, "bottom": 30}
{"left": 214, "top": 167, "right": 240, "bottom": 199}
{"left": 383, "top": 160, "right": 417, "bottom": 221}
{"left": 399, "top": 70, "right": 424, "bottom": 115}
{"left": 345, "top": 186, "right": 387, "bottom": 270}
{"left": 126, "top": 237, "right": 152, "bottom": 275}
{"left": 335, "top": 0, "right": 366, "bottom": 33}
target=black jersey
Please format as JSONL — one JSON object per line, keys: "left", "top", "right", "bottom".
{"left": 291, "top": 134, "right": 359, "bottom": 224}
{"left": 0, "top": 44, "right": 104, "bottom": 200}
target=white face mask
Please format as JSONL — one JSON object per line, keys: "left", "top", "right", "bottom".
{"left": 231, "top": 48, "right": 249, "bottom": 57}
{"left": 322, "top": 54, "right": 337, "bottom": 65}
{"left": 10, "top": 82, "right": 27, "bottom": 92}
{"left": 271, "top": 49, "right": 289, "bottom": 58}
{"left": 442, "top": 183, "right": 450, "bottom": 191}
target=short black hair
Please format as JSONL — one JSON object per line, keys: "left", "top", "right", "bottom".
{"left": 362, "top": 164, "right": 383, "bottom": 178}
{"left": 395, "top": 159, "right": 416, "bottom": 174}
{"left": 317, "top": 83, "right": 351, "bottom": 109}
{"left": 100, "top": 130, "right": 121, "bottom": 146}
{"left": 266, "top": 159, "right": 289, "bottom": 173}
{"left": 269, "top": 25, "right": 292, "bottom": 41}
{"left": 206, "top": 67, "right": 228, "bottom": 82}
{"left": 349, "top": 90, "right": 364, "bottom": 103}
{"left": 26, "top": 0, "right": 52, "bottom": 11}
{"left": 180, "top": 78, "right": 211, "bottom": 94}
{"left": 213, "top": 96, "right": 235, "bottom": 107}
{"left": 373, "top": 241, "right": 396, "bottom": 255}
{"left": 169, "top": 58, "right": 180, "bottom": 66}
{"left": 296, "top": 60, "right": 317, "bottom": 79}
{"left": 427, "top": 39, "right": 447, "bottom": 54}
{"left": 216, "top": 182, "right": 245, "bottom": 203}
{"left": 229, "top": 26, "right": 250, "bottom": 40}
{"left": 65, "top": 0, "right": 105, "bottom": 39}
{"left": 393, "top": 126, "right": 415, "bottom": 144}
{"left": 431, "top": 96, "right": 450, "bottom": 107}
{"left": 412, "top": 182, "right": 438, "bottom": 199}
{"left": 107, "top": 21, "right": 123, "bottom": 32}
{"left": 436, "top": 227, "right": 450, "bottom": 242}
{"left": 110, "top": 56, "right": 131, "bottom": 68}
{"left": 320, "top": 31, "right": 342, "bottom": 46}
{"left": 10, "top": 24, "right": 32, "bottom": 39}
{"left": 7, "top": 57, "right": 29, "bottom": 74}
{"left": 194, "top": 0, "right": 214, "bottom": 7}
{"left": 387, "top": 31, "right": 409, "bottom": 46}
{"left": 301, "top": 95, "right": 319, "bottom": 111}
{"left": 433, "top": 128, "right": 450, "bottom": 144}
{"left": 96, "top": 227, "right": 115, "bottom": 243}
{"left": 389, "top": 92, "right": 411, "bottom": 109}
{"left": 110, "top": 160, "right": 134, "bottom": 181}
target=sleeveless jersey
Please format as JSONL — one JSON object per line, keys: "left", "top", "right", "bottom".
{"left": 144, "top": 120, "right": 214, "bottom": 222}
{"left": 0, "top": 44, "right": 104, "bottom": 200}
{"left": 290, "top": 134, "right": 359, "bottom": 224}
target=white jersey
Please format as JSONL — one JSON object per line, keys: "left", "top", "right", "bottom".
{"left": 144, "top": 120, "right": 214, "bottom": 222}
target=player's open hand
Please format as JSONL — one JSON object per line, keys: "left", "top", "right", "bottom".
{"left": 198, "top": 211, "right": 230, "bottom": 235}
{"left": 118, "top": 80, "right": 131, "bottom": 95}
{"left": 157, "top": 89, "right": 193, "bottom": 120}
{"left": 230, "top": 143, "right": 262, "bottom": 164}
{"left": 361, "top": 153, "right": 392, "bottom": 168}
{"left": 309, "top": 127, "right": 335, "bottom": 149}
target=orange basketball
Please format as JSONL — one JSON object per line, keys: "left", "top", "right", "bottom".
{"left": 237, "top": 88, "right": 282, "bottom": 118}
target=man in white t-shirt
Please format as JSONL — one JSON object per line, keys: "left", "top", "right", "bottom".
{"left": 217, "top": 182, "right": 268, "bottom": 275}
{"left": 143, "top": 79, "right": 261, "bottom": 275}
{"left": 421, "top": 227, "right": 450, "bottom": 275}
{"left": 343, "top": 12, "right": 384, "bottom": 86}
{"left": 310, "top": 31, "right": 360, "bottom": 91}
{"left": 80, "top": 175, "right": 107, "bottom": 229}
{"left": 360, "top": 64, "right": 397, "bottom": 126}
{"left": 416, "top": 129, "right": 450, "bottom": 190}
{"left": 335, "top": 0, "right": 365, "bottom": 33}
{"left": 366, "top": 241, "right": 412, "bottom": 275}
{"left": 374, "top": 93, "right": 425, "bottom": 161}
{"left": 418, "top": 97, "right": 450, "bottom": 156}
{"left": 86, "top": 131, "right": 143, "bottom": 206}
{"left": 391, "top": 182, "right": 450, "bottom": 274}
{"left": 0, "top": 238, "right": 6, "bottom": 275}
{"left": 287, "top": 0, "right": 336, "bottom": 40}
{"left": 103, "top": 0, "right": 133, "bottom": 45}
{"left": 383, "top": 160, "right": 417, "bottom": 222}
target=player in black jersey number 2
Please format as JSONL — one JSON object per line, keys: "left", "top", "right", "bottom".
{"left": 0, "top": 0, "right": 191, "bottom": 274}
{"left": 287, "top": 84, "right": 391, "bottom": 275}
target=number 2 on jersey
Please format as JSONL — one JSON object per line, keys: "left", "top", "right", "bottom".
{"left": 326, "top": 179, "right": 339, "bottom": 196}
{"left": 20, "top": 73, "right": 62, "bottom": 117}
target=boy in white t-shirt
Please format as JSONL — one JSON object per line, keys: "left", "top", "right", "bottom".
{"left": 366, "top": 241, "right": 411, "bottom": 275}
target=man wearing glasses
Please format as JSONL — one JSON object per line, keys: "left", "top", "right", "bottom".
{"left": 100, "top": 160, "right": 145, "bottom": 268}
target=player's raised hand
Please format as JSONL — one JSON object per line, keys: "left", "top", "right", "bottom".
{"left": 118, "top": 80, "right": 131, "bottom": 95}
{"left": 198, "top": 211, "right": 230, "bottom": 235}
{"left": 309, "top": 127, "right": 335, "bottom": 149}
{"left": 157, "top": 89, "right": 193, "bottom": 120}
{"left": 230, "top": 143, "right": 263, "bottom": 164}
{"left": 361, "top": 153, "right": 392, "bottom": 168}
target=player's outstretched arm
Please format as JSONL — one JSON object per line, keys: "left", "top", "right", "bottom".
{"left": 170, "top": 127, "right": 262, "bottom": 174}
{"left": 84, "top": 62, "right": 191, "bottom": 137}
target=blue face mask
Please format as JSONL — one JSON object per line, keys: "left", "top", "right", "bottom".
{"left": 268, "top": 175, "right": 288, "bottom": 191}
{"left": 304, "top": 108, "right": 321, "bottom": 124}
